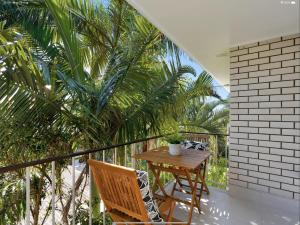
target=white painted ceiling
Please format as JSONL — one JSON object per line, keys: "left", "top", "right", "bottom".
{"left": 126, "top": 0, "right": 300, "bottom": 87}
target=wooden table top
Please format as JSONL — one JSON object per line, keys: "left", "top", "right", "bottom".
{"left": 133, "top": 146, "right": 210, "bottom": 170}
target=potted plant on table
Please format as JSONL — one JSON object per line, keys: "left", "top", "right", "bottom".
{"left": 164, "top": 133, "right": 184, "bottom": 156}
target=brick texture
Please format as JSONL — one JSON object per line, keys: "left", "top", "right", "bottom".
{"left": 229, "top": 34, "right": 300, "bottom": 199}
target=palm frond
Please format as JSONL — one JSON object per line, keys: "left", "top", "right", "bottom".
{"left": 45, "top": 0, "right": 84, "bottom": 81}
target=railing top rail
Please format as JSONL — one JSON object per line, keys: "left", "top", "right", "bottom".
{"left": 0, "top": 131, "right": 228, "bottom": 174}
{"left": 181, "top": 131, "right": 229, "bottom": 136}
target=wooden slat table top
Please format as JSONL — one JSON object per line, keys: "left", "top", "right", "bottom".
{"left": 133, "top": 146, "right": 210, "bottom": 170}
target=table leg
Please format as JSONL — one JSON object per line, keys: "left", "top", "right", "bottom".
{"left": 152, "top": 167, "right": 161, "bottom": 193}
{"left": 203, "top": 159, "right": 210, "bottom": 194}
{"left": 199, "top": 159, "right": 209, "bottom": 201}
{"left": 193, "top": 170, "right": 201, "bottom": 212}
{"left": 185, "top": 168, "right": 201, "bottom": 224}
{"left": 171, "top": 179, "right": 177, "bottom": 197}
{"left": 148, "top": 162, "right": 168, "bottom": 197}
{"left": 170, "top": 172, "right": 185, "bottom": 196}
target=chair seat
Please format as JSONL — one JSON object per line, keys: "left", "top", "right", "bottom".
{"left": 110, "top": 208, "right": 184, "bottom": 225}
{"left": 109, "top": 209, "right": 140, "bottom": 223}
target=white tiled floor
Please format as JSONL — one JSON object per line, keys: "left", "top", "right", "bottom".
{"left": 163, "top": 183, "right": 300, "bottom": 225}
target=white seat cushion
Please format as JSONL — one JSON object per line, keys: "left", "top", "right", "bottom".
{"left": 182, "top": 140, "right": 209, "bottom": 151}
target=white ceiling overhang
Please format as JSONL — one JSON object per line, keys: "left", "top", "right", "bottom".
{"left": 126, "top": 0, "right": 300, "bottom": 87}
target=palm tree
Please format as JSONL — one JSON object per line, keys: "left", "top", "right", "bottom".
{"left": 181, "top": 98, "right": 229, "bottom": 134}
{"left": 181, "top": 97, "right": 229, "bottom": 161}
{"left": 0, "top": 0, "right": 217, "bottom": 148}
{"left": 0, "top": 0, "right": 218, "bottom": 224}
{"left": 180, "top": 98, "right": 229, "bottom": 189}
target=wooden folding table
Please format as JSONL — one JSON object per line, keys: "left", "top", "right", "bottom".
{"left": 134, "top": 146, "right": 210, "bottom": 224}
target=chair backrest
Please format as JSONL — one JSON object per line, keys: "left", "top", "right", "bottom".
{"left": 87, "top": 160, "right": 149, "bottom": 222}
{"left": 183, "top": 133, "right": 210, "bottom": 143}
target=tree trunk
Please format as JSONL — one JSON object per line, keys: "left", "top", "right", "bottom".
{"left": 61, "top": 165, "right": 87, "bottom": 225}
{"left": 32, "top": 172, "right": 45, "bottom": 225}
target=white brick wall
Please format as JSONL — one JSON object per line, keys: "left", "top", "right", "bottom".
{"left": 229, "top": 34, "right": 300, "bottom": 199}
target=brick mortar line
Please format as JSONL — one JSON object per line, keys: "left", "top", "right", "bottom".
{"left": 235, "top": 52, "right": 299, "bottom": 62}
{"left": 229, "top": 178, "right": 297, "bottom": 194}
{"left": 229, "top": 177, "right": 299, "bottom": 192}
{"left": 229, "top": 35, "right": 299, "bottom": 198}
{"left": 231, "top": 37, "right": 299, "bottom": 52}
{"left": 231, "top": 46, "right": 299, "bottom": 58}
{"left": 230, "top": 71, "right": 299, "bottom": 80}
{"left": 231, "top": 61, "right": 299, "bottom": 69}
{"left": 231, "top": 59, "right": 299, "bottom": 69}
{"left": 230, "top": 154, "right": 299, "bottom": 163}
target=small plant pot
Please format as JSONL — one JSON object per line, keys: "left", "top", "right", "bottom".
{"left": 168, "top": 144, "right": 182, "bottom": 156}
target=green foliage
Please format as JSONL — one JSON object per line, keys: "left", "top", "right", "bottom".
{"left": 206, "top": 157, "right": 228, "bottom": 189}
{"left": 181, "top": 98, "right": 229, "bottom": 157}
{"left": 181, "top": 98, "right": 229, "bottom": 134}
{"left": 0, "top": 174, "right": 25, "bottom": 225}
{"left": 179, "top": 98, "right": 229, "bottom": 189}
{"left": 75, "top": 201, "right": 112, "bottom": 225}
{"left": 0, "top": 0, "right": 219, "bottom": 224}
{"left": 0, "top": 0, "right": 217, "bottom": 154}
{"left": 164, "top": 133, "right": 184, "bottom": 144}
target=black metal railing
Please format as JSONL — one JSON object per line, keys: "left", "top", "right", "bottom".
{"left": 0, "top": 131, "right": 228, "bottom": 225}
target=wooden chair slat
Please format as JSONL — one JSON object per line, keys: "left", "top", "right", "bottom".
{"left": 88, "top": 160, "right": 149, "bottom": 222}
{"left": 88, "top": 159, "right": 179, "bottom": 223}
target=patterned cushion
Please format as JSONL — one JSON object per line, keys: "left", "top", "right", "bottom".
{"left": 182, "top": 140, "right": 209, "bottom": 151}
{"left": 136, "top": 170, "right": 164, "bottom": 222}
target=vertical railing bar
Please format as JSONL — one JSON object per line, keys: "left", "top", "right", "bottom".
{"left": 146, "top": 157, "right": 149, "bottom": 173}
{"left": 72, "top": 157, "right": 75, "bottom": 225}
{"left": 25, "top": 167, "right": 30, "bottom": 225}
{"left": 88, "top": 153, "right": 92, "bottom": 225}
{"left": 225, "top": 134, "right": 229, "bottom": 189}
{"left": 131, "top": 144, "right": 136, "bottom": 169}
{"left": 51, "top": 161, "right": 55, "bottom": 225}
{"left": 136, "top": 143, "right": 139, "bottom": 169}
{"left": 125, "top": 145, "right": 127, "bottom": 167}
{"left": 114, "top": 148, "right": 117, "bottom": 165}
{"left": 102, "top": 150, "right": 106, "bottom": 225}
{"left": 215, "top": 135, "right": 219, "bottom": 159}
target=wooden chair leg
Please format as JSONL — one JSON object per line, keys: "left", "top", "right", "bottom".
{"left": 203, "top": 159, "right": 209, "bottom": 194}
{"left": 185, "top": 169, "right": 201, "bottom": 223}
{"left": 171, "top": 179, "right": 177, "bottom": 196}
{"left": 204, "top": 183, "right": 210, "bottom": 194}
{"left": 166, "top": 199, "right": 176, "bottom": 224}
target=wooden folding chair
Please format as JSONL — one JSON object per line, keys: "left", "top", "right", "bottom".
{"left": 177, "top": 134, "right": 210, "bottom": 197}
{"left": 88, "top": 159, "right": 181, "bottom": 225}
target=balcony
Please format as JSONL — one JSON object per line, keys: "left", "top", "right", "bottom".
{"left": 0, "top": 1, "right": 299, "bottom": 224}
{"left": 1, "top": 132, "right": 298, "bottom": 225}
{"left": 0, "top": 132, "right": 224, "bottom": 225}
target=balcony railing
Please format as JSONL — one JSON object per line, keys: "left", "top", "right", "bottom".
{"left": 0, "top": 131, "right": 228, "bottom": 225}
